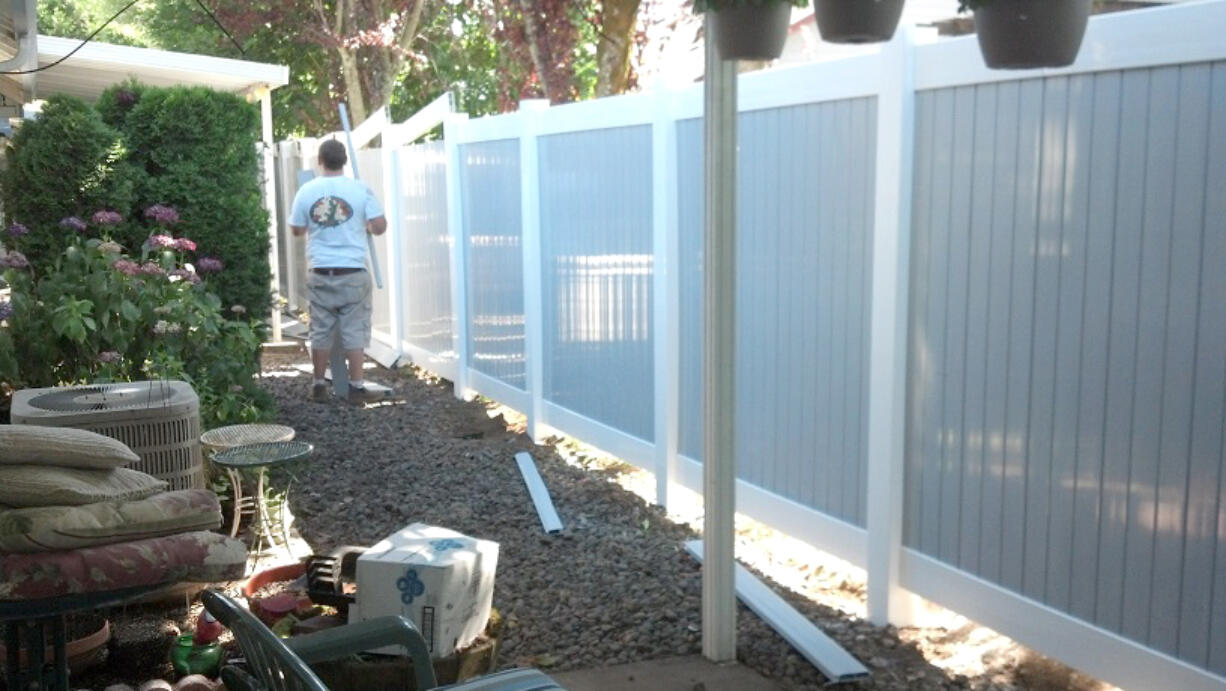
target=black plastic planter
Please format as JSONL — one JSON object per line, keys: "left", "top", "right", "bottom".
{"left": 974, "top": 0, "right": 1092, "bottom": 69}
{"left": 709, "top": 2, "right": 794, "bottom": 61}
{"left": 814, "top": 0, "right": 905, "bottom": 44}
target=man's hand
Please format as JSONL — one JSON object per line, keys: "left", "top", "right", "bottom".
{"left": 367, "top": 216, "right": 388, "bottom": 236}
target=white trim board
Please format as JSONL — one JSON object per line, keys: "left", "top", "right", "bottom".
{"left": 466, "top": 369, "right": 530, "bottom": 414}
{"left": 514, "top": 452, "right": 563, "bottom": 534}
{"left": 900, "top": 549, "right": 1226, "bottom": 691}
{"left": 685, "top": 540, "right": 870, "bottom": 684}
{"left": 676, "top": 455, "right": 868, "bottom": 569}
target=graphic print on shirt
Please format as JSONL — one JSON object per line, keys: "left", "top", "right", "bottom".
{"left": 309, "top": 196, "right": 354, "bottom": 228}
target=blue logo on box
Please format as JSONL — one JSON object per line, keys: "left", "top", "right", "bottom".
{"left": 396, "top": 568, "right": 425, "bottom": 604}
{"left": 430, "top": 539, "right": 464, "bottom": 552}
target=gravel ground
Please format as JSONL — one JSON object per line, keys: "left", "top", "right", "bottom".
{"left": 74, "top": 351, "right": 1114, "bottom": 690}
{"left": 255, "top": 352, "right": 1112, "bottom": 691}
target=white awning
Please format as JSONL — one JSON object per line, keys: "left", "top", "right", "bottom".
{"left": 27, "top": 35, "right": 288, "bottom": 103}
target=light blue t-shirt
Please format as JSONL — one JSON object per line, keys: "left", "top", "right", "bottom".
{"left": 290, "top": 175, "right": 385, "bottom": 269}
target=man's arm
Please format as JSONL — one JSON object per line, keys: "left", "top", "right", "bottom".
{"left": 291, "top": 223, "right": 308, "bottom": 236}
{"left": 367, "top": 216, "right": 387, "bottom": 236}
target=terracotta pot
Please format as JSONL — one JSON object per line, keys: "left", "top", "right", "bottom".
{"left": 243, "top": 560, "right": 307, "bottom": 599}
{"left": 814, "top": 0, "right": 905, "bottom": 44}
{"left": 974, "top": 0, "right": 1092, "bottom": 69}
{"left": 0, "top": 618, "right": 110, "bottom": 674}
{"left": 708, "top": 2, "right": 793, "bottom": 61}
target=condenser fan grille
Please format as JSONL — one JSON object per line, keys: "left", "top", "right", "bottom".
{"left": 25, "top": 382, "right": 178, "bottom": 412}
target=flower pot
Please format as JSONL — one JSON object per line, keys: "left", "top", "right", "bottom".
{"left": 973, "top": 0, "right": 1092, "bottom": 69}
{"left": 814, "top": 0, "right": 905, "bottom": 44}
{"left": 708, "top": 2, "right": 793, "bottom": 61}
{"left": 0, "top": 617, "right": 110, "bottom": 675}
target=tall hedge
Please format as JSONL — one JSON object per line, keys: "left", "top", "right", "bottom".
{"left": 0, "top": 96, "right": 137, "bottom": 267}
{"left": 100, "top": 84, "right": 271, "bottom": 320}
{"left": 2, "top": 86, "right": 271, "bottom": 322}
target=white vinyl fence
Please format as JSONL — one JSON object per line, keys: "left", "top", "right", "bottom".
{"left": 273, "top": 3, "right": 1226, "bottom": 688}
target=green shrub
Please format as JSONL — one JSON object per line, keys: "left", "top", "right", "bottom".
{"left": 102, "top": 84, "right": 272, "bottom": 321}
{"left": 0, "top": 96, "right": 138, "bottom": 267}
{"left": 0, "top": 211, "right": 273, "bottom": 427}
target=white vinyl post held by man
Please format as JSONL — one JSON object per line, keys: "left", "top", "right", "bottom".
{"left": 701, "top": 13, "right": 738, "bottom": 662}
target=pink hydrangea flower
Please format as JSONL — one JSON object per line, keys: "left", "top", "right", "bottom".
{"left": 196, "top": 257, "right": 224, "bottom": 274}
{"left": 144, "top": 205, "right": 180, "bottom": 225}
{"left": 59, "top": 216, "right": 87, "bottom": 233}
{"left": 139, "top": 262, "right": 166, "bottom": 276}
{"left": 147, "top": 235, "right": 177, "bottom": 250}
{"left": 174, "top": 238, "right": 197, "bottom": 252}
{"left": 112, "top": 259, "right": 141, "bottom": 276}
{"left": 91, "top": 210, "right": 123, "bottom": 226}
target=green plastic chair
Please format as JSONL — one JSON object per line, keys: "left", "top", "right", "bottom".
{"left": 201, "top": 590, "right": 563, "bottom": 691}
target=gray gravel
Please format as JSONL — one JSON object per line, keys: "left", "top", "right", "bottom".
{"left": 258, "top": 354, "right": 1098, "bottom": 691}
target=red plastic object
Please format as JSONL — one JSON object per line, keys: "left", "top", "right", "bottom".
{"left": 193, "top": 610, "right": 223, "bottom": 645}
{"left": 253, "top": 593, "right": 301, "bottom": 626}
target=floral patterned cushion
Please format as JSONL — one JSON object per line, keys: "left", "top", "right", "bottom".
{"left": 0, "top": 530, "right": 247, "bottom": 601}
{"left": 0, "top": 490, "right": 222, "bottom": 553}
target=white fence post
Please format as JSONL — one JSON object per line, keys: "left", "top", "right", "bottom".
{"left": 380, "top": 144, "right": 404, "bottom": 364}
{"left": 444, "top": 112, "right": 472, "bottom": 399}
{"left": 652, "top": 89, "right": 681, "bottom": 509}
{"left": 866, "top": 26, "right": 917, "bottom": 627}
{"left": 258, "top": 89, "right": 283, "bottom": 344}
{"left": 519, "top": 100, "right": 551, "bottom": 441}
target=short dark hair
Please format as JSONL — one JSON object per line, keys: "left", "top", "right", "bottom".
{"left": 319, "top": 139, "right": 347, "bottom": 171}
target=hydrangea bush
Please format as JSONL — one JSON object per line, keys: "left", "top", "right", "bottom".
{"left": 0, "top": 205, "right": 272, "bottom": 426}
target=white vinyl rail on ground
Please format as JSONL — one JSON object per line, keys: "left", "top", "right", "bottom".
{"left": 273, "top": 3, "right": 1226, "bottom": 687}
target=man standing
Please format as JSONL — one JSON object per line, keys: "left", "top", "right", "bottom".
{"left": 289, "top": 139, "right": 387, "bottom": 403}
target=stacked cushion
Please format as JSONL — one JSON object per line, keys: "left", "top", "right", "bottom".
{"left": 0, "top": 489, "right": 222, "bottom": 553}
{"left": 0, "top": 425, "right": 140, "bottom": 468}
{"left": 0, "top": 530, "right": 248, "bottom": 600}
{"left": 0, "top": 423, "right": 248, "bottom": 599}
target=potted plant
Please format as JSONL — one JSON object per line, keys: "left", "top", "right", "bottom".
{"left": 961, "top": 0, "right": 1092, "bottom": 69}
{"left": 813, "top": 0, "right": 905, "bottom": 44}
{"left": 695, "top": 0, "right": 811, "bottom": 61}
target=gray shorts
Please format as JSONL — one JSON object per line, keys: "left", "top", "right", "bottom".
{"left": 307, "top": 270, "right": 372, "bottom": 350}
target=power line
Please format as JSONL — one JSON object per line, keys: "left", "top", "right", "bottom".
{"left": 191, "top": 0, "right": 245, "bottom": 57}
{"left": 0, "top": 0, "right": 143, "bottom": 75}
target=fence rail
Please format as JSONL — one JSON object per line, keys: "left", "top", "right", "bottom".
{"left": 273, "top": 3, "right": 1226, "bottom": 688}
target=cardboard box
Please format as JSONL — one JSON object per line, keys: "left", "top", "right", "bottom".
{"left": 351, "top": 524, "right": 498, "bottom": 658}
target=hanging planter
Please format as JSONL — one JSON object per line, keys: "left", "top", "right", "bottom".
{"left": 962, "top": 0, "right": 1092, "bottom": 69}
{"left": 696, "top": 0, "right": 809, "bottom": 62}
{"left": 813, "top": 0, "right": 905, "bottom": 44}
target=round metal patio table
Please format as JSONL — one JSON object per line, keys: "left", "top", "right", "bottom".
{"left": 211, "top": 441, "right": 313, "bottom": 555}
{"left": 200, "top": 424, "right": 296, "bottom": 538}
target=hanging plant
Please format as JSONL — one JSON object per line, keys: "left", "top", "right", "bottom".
{"left": 694, "top": 0, "right": 811, "bottom": 62}
{"left": 813, "top": 0, "right": 906, "bottom": 44}
{"left": 960, "top": 0, "right": 1093, "bottom": 69}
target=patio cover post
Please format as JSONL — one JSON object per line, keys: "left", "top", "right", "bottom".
{"left": 701, "top": 14, "right": 737, "bottom": 663}
{"left": 257, "top": 87, "right": 283, "bottom": 344}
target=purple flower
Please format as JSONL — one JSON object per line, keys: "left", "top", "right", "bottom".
{"left": 139, "top": 261, "right": 166, "bottom": 276}
{"left": 59, "top": 216, "right": 88, "bottom": 234}
{"left": 0, "top": 301, "right": 11, "bottom": 321}
{"left": 146, "top": 234, "right": 177, "bottom": 250}
{"left": 6, "top": 222, "right": 28, "bottom": 238}
{"left": 174, "top": 237, "right": 197, "bottom": 252}
{"left": 112, "top": 259, "right": 141, "bottom": 276}
{"left": 196, "top": 257, "right": 224, "bottom": 274}
{"left": 169, "top": 268, "right": 201, "bottom": 285}
{"left": 0, "top": 251, "right": 29, "bottom": 269}
{"left": 115, "top": 89, "right": 137, "bottom": 106}
{"left": 144, "top": 205, "right": 180, "bottom": 225}
{"left": 91, "top": 210, "right": 123, "bottom": 226}
{"left": 97, "top": 350, "right": 121, "bottom": 364}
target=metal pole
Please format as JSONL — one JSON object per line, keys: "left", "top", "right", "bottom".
{"left": 701, "top": 13, "right": 737, "bottom": 663}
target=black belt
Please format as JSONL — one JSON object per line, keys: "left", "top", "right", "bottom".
{"left": 312, "top": 267, "right": 364, "bottom": 276}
